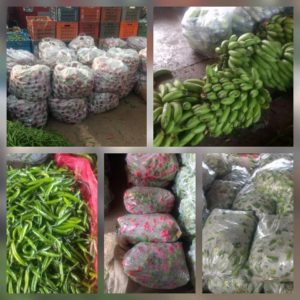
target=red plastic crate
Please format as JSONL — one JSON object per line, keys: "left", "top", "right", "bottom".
{"left": 56, "top": 22, "right": 78, "bottom": 41}
{"left": 119, "top": 21, "right": 138, "bottom": 39}
{"left": 101, "top": 8, "right": 122, "bottom": 23}
{"left": 26, "top": 16, "right": 56, "bottom": 40}
{"left": 79, "top": 22, "right": 100, "bottom": 39}
{"left": 80, "top": 7, "right": 101, "bottom": 22}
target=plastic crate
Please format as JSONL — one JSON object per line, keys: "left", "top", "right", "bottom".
{"left": 79, "top": 22, "right": 100, "bottom": 39}
{"left": 7, "top": 30, "right": 32, "bottom": 52}
{"left": 80, "top": 7, "right": 101, "bottom": 22}
{"left": 100, "top": 23, "right": 120, "bottom": 38}
{"left": 56, "top": 22, "right": 78, "bottom": 41}
{"left": 119, "top": 21, "right": 138, "bottom": 39}
{"left": 121, "top": 7, "right": 141, "bottom": 21}
{"left": 138, "top": 20, "right": 147, "bottom": 37}
{"left": 101, "top": 8, "right": 122, "bottom": 23}
{"left": 50, "top": 7, "right": 79, "bottom": 22}
{"left": 26, "top": 16, "right": 56, "bottom": 41}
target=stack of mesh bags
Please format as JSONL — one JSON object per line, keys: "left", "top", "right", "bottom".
{"left": 8, "top": 64, "right": 51, "bottom": 127}
{"left": 117, "top": 154, "right": 190, "bottom": 290}
{"left": 202, "top": 153, "right": 294, "bottom": 293}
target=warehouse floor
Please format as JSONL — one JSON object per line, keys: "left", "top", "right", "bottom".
{"left": 46, "top": 93, "right": 147, "bottom": 147}
{"left": 154, "top": 8, "right": 293, "bottom": 146}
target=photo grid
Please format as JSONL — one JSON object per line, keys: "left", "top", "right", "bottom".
{"left": 3, "top": 0, "right": 295, "bottom": 297}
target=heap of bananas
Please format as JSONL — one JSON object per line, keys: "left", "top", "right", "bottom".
{"left": 154, "top": 79, "right": 205, "bottom": 146}
{"left": 201, "top": 66, "right": 271, "bottom": 137}
{"left": 154, "top": 14, "right": 293, "bottom": 147}
{"left": 217, "top": 32, "right": 293, "bottom": 91}
{"left": 258, "top": 14, "right": 294, "bottom": 44}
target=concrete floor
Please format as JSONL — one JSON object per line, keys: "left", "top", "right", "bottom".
{"left": 153, "top": 8, "right": 293, "bottom": 146}
{"left": 46, "top": 93, "right": 147, "bottom": 147}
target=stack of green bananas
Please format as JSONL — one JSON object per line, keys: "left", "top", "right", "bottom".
{"left": 154, "top": 79, "right": 206, "bottom": 146}
{"left": 217, "top": 32, "right": 293, "bottom": 91}
{"left": 259, "top": 14, "right": 294, "bottom": 44}
{"left": 201, "top": 65, "right": 271, "bottom": 137}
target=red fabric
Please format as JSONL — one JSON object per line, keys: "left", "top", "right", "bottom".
{"left": 54, "top": 154, "right": 98, "bottom": 274}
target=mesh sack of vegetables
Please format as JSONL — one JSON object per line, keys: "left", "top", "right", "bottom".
{"left": 108, "top": 47, "right": 140, "bottom": 97}
{"left": 7, "top": 157, "right": 97, "bottom": 294}
{"left": 134, "top": 72, "right": 146, "bottom": 101}
{"left": 248, "top": 214, "right": 293, "bottom": 281}
{"left": 202, "top": 162, "right": 216, "bottom": 191}
{"left": 206, "top": 180, "right": 242, "bottom": 210}
{"left": 258, "top": 153, "right": 293, "bottom": 168}
{"left": 222, "top": 165, "right": 250, "bottom": 188}
{"left": 232, "top": 183, "right": 277, "bottom": 219}
{"left": 7, "top": 49, "right": 36, "bottom": 73}
{"left": 251, "top": 158, "right": 293, "bottom": 215}
{"left": 202, "top": 209, "right": 257, "bottom": 277}
{"left": 92, "top": 57, "right": 129, "bottom": 94}
{"left": 263, "top": 282, "right": 293, "bottom": 294}
{"left": 123, "top": 242, "right": 190, "bottom": 289}
{"left": 77, "top": 47, "right": 107, "bottom": 66}
{"left": 206, "top": 266, "right": 263, "bottom": 294}
{"left": 7, "top": 95, "right": 48, "bottom": 127}
{"left": 181, "top": 7, "right": 284, "bottom": 57}
{"left": 9, "top": 64, "right": 51, "bottom": 101}
{"left": 126, "top": 153, "right": 179, "bottom": 187}
{"left": 38, "top": 37, "right": 66, "bottom": 53}
{"left": 53, "top": 61, "right": 94, "bottom": 99}
{"left": 139, "top": 48, "right": 147, "bottom": 73}
{"left": 120, "top": 72, "right": 138, "bottom": 98}
{"left": 48, "top": 98, "right": 87, "bottom": 124}
{"left": 99, "top": 38, "right": 127, "bottom": 50}
{"left": 126, "top": 36, "right": 147, "bottom": 52}
{"left": 178, "top": 196, "right": 195, "bottom": 237}
{"left": 107, "top": 47, "right": 139, "bottom": 77}
{"left": 173, "top": 166, "right": 195, "bottom": 199}
{"left": 69, "top": 35, "right": 95, "bottom": 51}
{"left": 181, "top": 153, "right": 196, "bottom": 173}
{"left": 88, "top": 92, "right": 119, "bottom": 114}
{"left": 123, "top": 186, "right": 175, "bottom": 214}
{"left": 39, "top": 46, "right": 77, "bottom": 68}
{"left": 7, "top": 153, "right": 50, "bottom": 167}
{"left": 203, "top": 153, "right": 231, "bottom": 178}
{"left": 117, "top": 213, "right": 182, "bottom": 244}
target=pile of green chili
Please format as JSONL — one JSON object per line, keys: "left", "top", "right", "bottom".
{"left": 7, "top": 121, "right": 71, "bottom": 147}
{"left": 7, "top": 161, "right": 96, "bottom": 294}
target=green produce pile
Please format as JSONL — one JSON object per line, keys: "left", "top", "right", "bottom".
{"left": 7, "top": 121, "right": 71, "bottom": 147}
{"left": 7, "top": 162, "right": 96, "bottom": 293}
{"left": 154, "top": 14, "right": 294, "bottom": 147}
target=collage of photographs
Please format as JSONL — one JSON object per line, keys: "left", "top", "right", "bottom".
{"left": 3, "top": 1, "right": 295, "bottom": 297}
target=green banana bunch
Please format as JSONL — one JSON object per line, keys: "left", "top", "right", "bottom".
{"left": 201, "top": 66, "right": 271, "bottom": 137}
{"left": 153, "top": 78, "right": 206, "bottom": 146}
{"left": 154, "top": 65, "right": 271, "bottom": 146}
{"left": 259, "top": 14, "right": 294, "bottom": 44}
{"left": 216, "top": 32, "right": 293, "bottom": 92}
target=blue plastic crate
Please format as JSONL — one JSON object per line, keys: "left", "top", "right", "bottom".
{"left": 7, "top": 30, "right": 32, "bottom": 52}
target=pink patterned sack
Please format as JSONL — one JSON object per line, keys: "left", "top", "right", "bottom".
{"left": 118, "top": 213, "right": 181, "bottom": 244}
{"left": 126, "top": 154, "right": 179, "bottom": 187}
{"left": 123, "top": 242, "right": 190, "bottom": 289}
{"left": 124, "top": 186, "right": 175, "bottom": 214}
